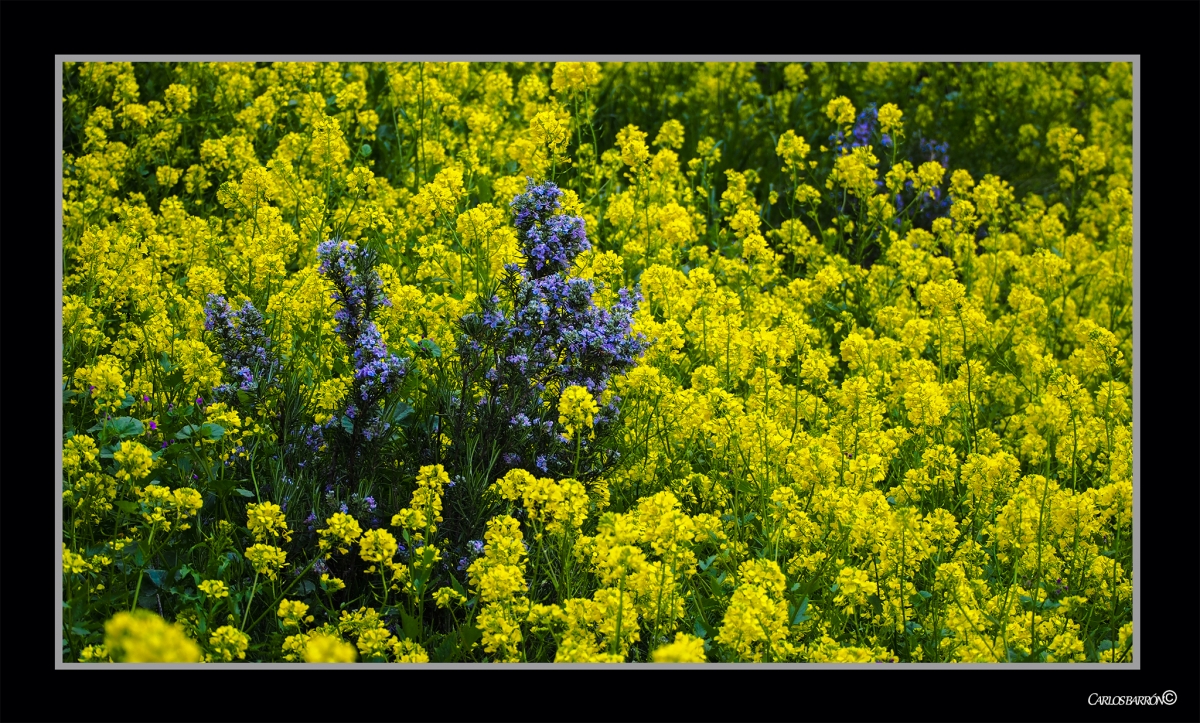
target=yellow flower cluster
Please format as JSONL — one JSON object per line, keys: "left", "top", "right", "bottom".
{"left": 558, "top": 385, "right": 599, "bottom": 441}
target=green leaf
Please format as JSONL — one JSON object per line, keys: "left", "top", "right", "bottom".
{"left": 432, "top": 634, "right": 457, "bottom": 663}
{"left": 71, "top": 625, "right": 91, "bottom": 637}
{"left": 208, "top": 476, "right": 240, "bottom": 496}
{"left": 233, "top": 488, "right": 256, "bottom": 498}
{"left": 159, "top": 352, "right": 174, "bottom": 373}
{"left": 340, "top": 416, "right": 354, "bottom": 434}
{"left": 163, "top": 367, "right": 184, "bottom": 390}
{"left": 910, "top": 590, "right": 932, "bottom": 607}
{"left": 198, "top": 423, "right": 225, "bottom": 442}
{"left": 145, "top": 569, "right": 167, "bottom": 588}
{"left": 107, "top": 417, "right": 145, "bottom": 439}
{"left": 460, "top": 624, "right": 482, "bottom": 649}
{"left": 694, "top": 620, "right": 708, "bottom": 639}
{"left": 391, "top": 402, "right": 414, "bottom": 426}
{"left": 361, "top": 143, "right": 372, "bottom": 157}
{"left": 399, "top": 609, "right": 421, "bottom": 642}
{"left": 114, "top": 500, "right": 139, "bottom": 514}
{"left": 792, "top": 596, "right": 811, "bottom": 625}
{"left": 175, "top": 425, "right": 198, "bottom": 440}
{"left": 297, "top": 580, "right": 317, "bottom": 596}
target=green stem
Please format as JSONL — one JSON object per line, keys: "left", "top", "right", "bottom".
{"left": 129, "top": 526, "right": 158, "bottom": 612}
{"left": 241, "top": 571, "right": 260, "bottom": 631}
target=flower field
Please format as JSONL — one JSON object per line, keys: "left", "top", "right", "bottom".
{"left": 60, "top": 61, "right": 1133, "bottom": 663}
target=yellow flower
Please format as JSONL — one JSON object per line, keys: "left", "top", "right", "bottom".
{"left": 826, "top": 96, "right": 856, "bottom": 125}
{"left": 244, "top": 544, "right": 288, "bottom": 579}
{"left": 104, "top": 610, "right": 202, "bottom": 663}
{"left": 198, "top": 579, "right": 230, "bottom": 599}
{"left": 207, "top": 625, "right": 250, "bottom": 662}
{"left": 393, "top": 638, "right": 431, "bottom": 663}
{"left": 304, "top": 633, "right": 357, "bottom": 663}
{"left": 113, "top": 441, "right": 154, "bottom": 482}
{"left": 559, "top": 385, "right": 599, "bottom": 441}
{"left": 359, "top": 529, "right": 399, "bottom": 564}
{"left": 318, "top": 512, "right": 363, "bottom": 556}
{"left": 246, "top": 501, "right": 291, "bottom": 543}
{"left": 653, "top": 119, "right": 686, "bottom": 150}
{"left": 616, "top": 125, "right": 650, "bottom": 167}
{"left": 651, "top": 633, "right": 707, "bottom": 662}
{"left": 877, "top": 103, "right": 903, "bottom": 134}
{"left": 776, "top": 130, "right": 811, "bottom": 170}
{"left": 551, "top": 62, "right": 603, "bottom": 95}
{"left": 278, "top": 599, "right": 315, "bottom": 629}
{"left": 434, "top": 586, "right": 466, "bottom": 609}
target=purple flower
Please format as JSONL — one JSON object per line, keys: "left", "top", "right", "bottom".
{"left": 365, "top": 496, "right": 377, "bottom": 510}
{"left": 851, "top": 103, "right": 878, "bottom": 147}
{"left": 148, "top": 421, "right": 158, "bottom": 431}
{"left": 454, "top": 179, "right": 648, "bottom": 480}
{"left": 313, "top": 239, "right": 409, "bottom": 451}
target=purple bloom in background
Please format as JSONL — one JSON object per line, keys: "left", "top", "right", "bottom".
{"left": 205, "top": 295, "right": 285, "bottom": 401}
{"left": 313, "top": 239, "right": 409, "bottom": 454}
{"left": 148, "top": 421, "right": 157, "bottom": 431}
{"left": 455, "top": 179, "right": 648, "bottom": 480}
{"left": 851, "top": 103, "right": 878, "bottom": 148}
{"left": 365, "top": 496, "right": 377, "bottom": 511}
{"left": 919, "top": 137, "right": 950, "bottom": 168}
